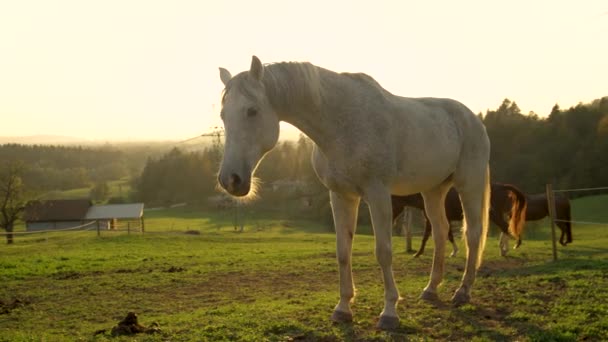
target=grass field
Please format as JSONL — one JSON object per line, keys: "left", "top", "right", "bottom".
{"left": 0, "top": 196, "right": 606, "bottom": 341}
{"left": 40, "top": 179, "right": 132, "bottom": 202}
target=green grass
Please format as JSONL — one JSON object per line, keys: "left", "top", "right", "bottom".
{"left": 40, "top": 178, "right": 132, "bottom": 202}
{"left": 0, "top": 196, "right": 606, "bottom": 341}
{"left": 570, "top": 194, "right": 608, "bottom": 223}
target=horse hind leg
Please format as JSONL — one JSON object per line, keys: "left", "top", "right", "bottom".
{"left": 559, "top": 204, "right": 573, "bottom": 244}
{"left": 414, "top": 219, "right": 432, "bottom": 258}
{"left": 329, "top": 191, "right": 360, "bottom": 323}
{"left": 557, "top": 221, "right": 569, "bottom": 246}
{"left": 491, "top": 209, "right": 510, "bottom": 256}
{"left": 452, "top": 166, "right": 490, "bottom": 306}
{"left": 448, "top": 224, "right": 459, "bottom": 257}
{"left": 420, "top": 182, "right": 452, "bottom": 302}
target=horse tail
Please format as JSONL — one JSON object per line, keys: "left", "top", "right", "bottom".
{"left": 477, "top": 165, "right": 490, "bottom": 269}
{"left": 504, "top": 184, "right": 527, "bottom": 240}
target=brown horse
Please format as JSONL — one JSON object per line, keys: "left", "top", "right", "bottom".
{"left": 392, "top": 183, "right": 527, "bottom": 257}
{"left": 524, "top": 193, "right": 573, "bottom": 246}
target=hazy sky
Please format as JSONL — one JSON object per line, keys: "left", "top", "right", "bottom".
{"left": 1, "top": 1, "right": 606, "bottom": 141}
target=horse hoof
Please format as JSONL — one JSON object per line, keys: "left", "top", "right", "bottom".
{"left": 413, "top": 252, "right": 422, "bottom": 258}
{"left": 451, "top": 290, "right": 470, "bottom": 306}
{"left": 331, "top": 310, "right": 353, "bottom": 323}
{"left": 420, "top": 290, "right": 439, "bottom": 302}
{"left": 376, "top": 315, "right": 399, "bottom": 330}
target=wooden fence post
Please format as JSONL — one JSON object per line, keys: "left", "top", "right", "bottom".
{"left": 545, "top": 183, "right": 558, "bottom": 261}
{"left": 96, "top": 220, "right": 100, "bottom": 237}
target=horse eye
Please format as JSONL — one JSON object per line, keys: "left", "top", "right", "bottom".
{"left": 247, "top": 107, "right": 258, "bottom": 117}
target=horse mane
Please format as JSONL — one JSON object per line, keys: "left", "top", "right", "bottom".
{"left": 223, "top": 61, "right": 394, "bottom": 115}
{"left": 262, "top": 62, "right": 322, "bottom": 112}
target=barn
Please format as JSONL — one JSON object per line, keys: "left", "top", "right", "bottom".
{"left": 24, "top": 200, "right": 145, "bottom": 232}
{"left": 84, "top": 203, "right": 145, "bottom": 231}
{"left": 24, "top": 199, "right": 92, "bottom": 231}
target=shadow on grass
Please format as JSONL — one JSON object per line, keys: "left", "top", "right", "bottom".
{"left": 484, "top": 255, "right": 608, "bottom": 279}
{"left": 333, "top": 320, "right": 418, "bottom": 342}
{"left": 462, "top": 308, "right": 577, "bottom": 342}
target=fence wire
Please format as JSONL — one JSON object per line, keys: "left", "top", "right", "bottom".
{"left": 550, "top": 185, "right": 608, "bottom": 226}
{"left": 0, "top": 221, "right": 97, "bottom": 236}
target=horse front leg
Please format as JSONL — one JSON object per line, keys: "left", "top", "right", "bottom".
{"left": 452, "top": 179, "right": 489, "bottom": 306}
{"left": 365, "top": 185, "right": 400, "bottom": 330}
{"left": 329, "top": 191, "right": 360, "bottom": 323}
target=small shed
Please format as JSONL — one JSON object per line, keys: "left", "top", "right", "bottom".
{"left": 85, "top": 203, "right": 145, "bottom": 231}
{"left": 24, "top": 199, "right": 92, "bottom": 231}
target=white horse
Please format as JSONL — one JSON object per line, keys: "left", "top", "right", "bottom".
{"left": 216, "top": 56, "right": 490, "bottom": 330}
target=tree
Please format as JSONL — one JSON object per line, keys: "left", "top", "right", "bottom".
{"left": 90, "top": 181, "right": 110, "bottom": 203}
{"left": 0, "top": 162, "right": 27, "bottom": 244}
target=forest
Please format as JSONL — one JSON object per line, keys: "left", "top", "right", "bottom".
{"left": 1, "top": 96, "right": 607, "bottom": 211}
{"left": 0, "top": 143, "right": 169, "bottom": 195}
{"left": 484, "top": 97, "right": 608, "bottom": 193}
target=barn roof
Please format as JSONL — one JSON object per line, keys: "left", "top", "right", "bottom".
{"left": 24, "top": 199, "right": 92, "bottom": 222}
{"left": 84, "top": 203, "right": 144, "bottom": 220}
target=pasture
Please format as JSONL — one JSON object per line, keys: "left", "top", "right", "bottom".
{"left": 0, "top": 196, "right": 607, "bottom": 341}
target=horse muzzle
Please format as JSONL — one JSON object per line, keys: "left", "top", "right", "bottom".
{"left": 218, "top": 172, "right": 251, "bottom": 197}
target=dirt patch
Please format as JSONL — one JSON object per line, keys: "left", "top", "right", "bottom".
{"left": 165, "top": 266, "right": 186, "bottom": 273}
{"left": 0, "top": 298, "right": 27, "bottom": 314}
{"left": 94, "top": 312, "right": 161, "bottom": 337}
{"left": 52, "top": 271, "right": 83, "bottom": 280}
{"left": 477, "top": 257, "right": 528, "bottom": 277}
{"left": 143, "top": 267, "right": 338, "bottom": 312}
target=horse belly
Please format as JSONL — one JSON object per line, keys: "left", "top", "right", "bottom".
{"left": 390, "top": 143, "right": 460, "bottom": 196}
{"left": 390, "top": 169, "right": 455, "bottom": 196}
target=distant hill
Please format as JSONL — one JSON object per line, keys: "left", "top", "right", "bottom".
{"left": 0, "top": 135, "right": 90, "bottom": 145}
{"left": 0, "top": 135, "right": 184, "bottom": 147}
{"left": 0, "top": 128, "right": 302, "bottom": 147}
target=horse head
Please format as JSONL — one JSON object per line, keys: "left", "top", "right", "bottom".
{"left": 217, "top": 56, "right": 280, "bottom": 197}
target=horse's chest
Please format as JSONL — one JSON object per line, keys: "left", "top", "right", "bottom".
{"left": 311, "top": 146, "right": 372, "bottom": 195}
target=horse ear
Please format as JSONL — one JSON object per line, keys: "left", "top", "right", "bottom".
{"left": 249, "top": 55, "right": 264, "bottom": 81}
{"left": 219, "top": 67, "right": 232, "bottom": 86}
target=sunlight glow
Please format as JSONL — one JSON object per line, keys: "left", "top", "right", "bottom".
{"left": 0, "top": 1, "right": 606, "bottom": 141}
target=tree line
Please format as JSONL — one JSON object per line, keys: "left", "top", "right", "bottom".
{"left": 482, "top": 96, "right": 608, "bottom": 194}
{"left": 0, "top": 143, "right": 166, "bottom": 194}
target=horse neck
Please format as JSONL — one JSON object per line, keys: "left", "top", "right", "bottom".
{"left": 263, "top": 65, "right": 361, "bottom": 152}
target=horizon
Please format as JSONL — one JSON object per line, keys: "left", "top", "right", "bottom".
{"left": 1, "top": 1, "right": 607, "bottom": 141}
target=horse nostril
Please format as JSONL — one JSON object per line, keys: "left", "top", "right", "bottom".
{"left": 230, "top": 173, "right": 242, "bottom": 187}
